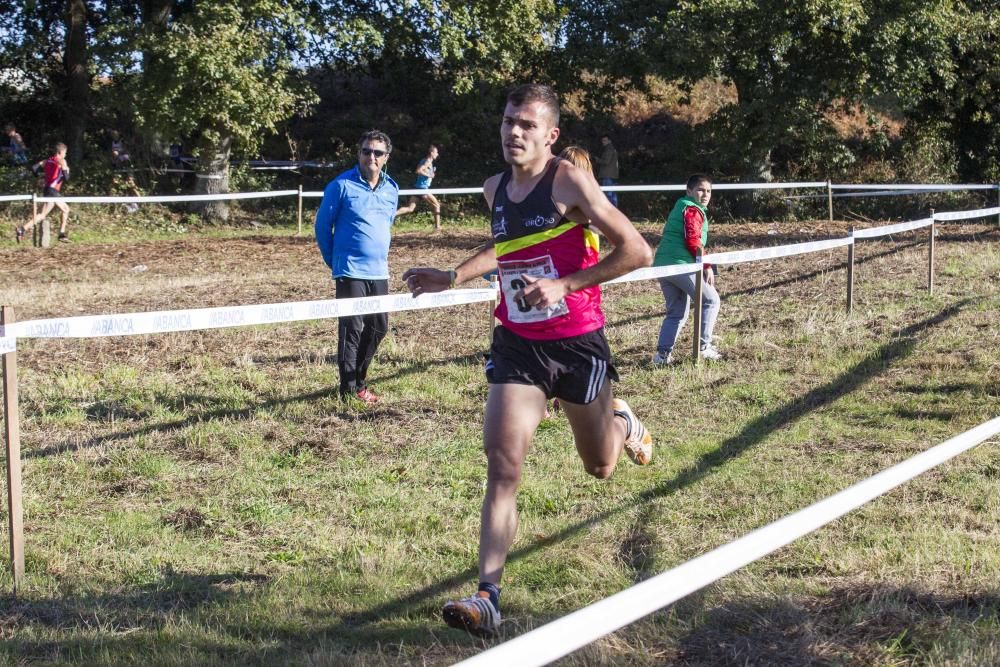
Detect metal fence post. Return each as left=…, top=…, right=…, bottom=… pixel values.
left=1, top=306, right=25, bottom=594
left=827, top=180, right=834, bottom=223
left=846, top=228, right=855, bottom=314
left=692, top=261, right=703, bottom=364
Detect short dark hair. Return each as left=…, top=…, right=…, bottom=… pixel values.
left=358, top=130, right=392, bottom=154
left=686, top=173, right=711, bottom=190
left=506, top=84, right=560, bottom=127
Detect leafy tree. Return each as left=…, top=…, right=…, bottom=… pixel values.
left=133, top=1, right=316, bottom=219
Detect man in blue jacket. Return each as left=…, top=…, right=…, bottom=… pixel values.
left=315, top=130, right=400, bottom=404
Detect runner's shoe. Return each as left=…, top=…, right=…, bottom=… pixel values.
left=58, top=232, right=70, bottom=243
left=700, top=343, right=722, bottom=361
left=442, top=593, right=501, bottom=637
left=613, top=398, right=653, bottom=465
left=14, top=226, right=25, bottom=243
left=651, top=351, right=673, bottom=366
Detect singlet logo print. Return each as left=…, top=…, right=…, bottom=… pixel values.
left=493, top=216, right=509, bottom=238
left=523, top=215, right=555, bottom=229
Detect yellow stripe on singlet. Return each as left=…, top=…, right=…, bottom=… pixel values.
left=496, top=221, right=599, bottom=257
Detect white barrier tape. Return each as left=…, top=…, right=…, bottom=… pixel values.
left=36, top=190, right=298, bottom=204
left=303, top=182, right=830, bottom=199
left=830, top=183, right=997, bottom=191
left=457, top=416, right=1000, bottom=667
left=5, top=289, right=498, bottom=339
left=703, top=237, right=853, bottom=266
left=853, top=218, right=933, bottom=239
left=786, top=190, right=935, bottom=200
left=605, top=263, right=700, bottom=285
left=933, top=206, right=1000, bottom=221
left=0, top=336, right=15, bottom=355
left=0, top=194, right=32, bottom=202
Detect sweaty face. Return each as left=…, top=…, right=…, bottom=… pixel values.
left=358, top=140, right=389, bottom=182
left=688, top=181, right=712, bottom=207
left=500, top=101, right=559, bottom=167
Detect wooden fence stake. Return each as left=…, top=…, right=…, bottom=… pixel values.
left=996, top=184, right=999, bottom=226
left=692, top=262, right=703, bottom=364
left=928, top=211, right=936, bottom=294
left=297, top=184, right=304, bottom=236
left=1, top=306, right=25, bottom=594
left=846, top=227, right=855, bottom=314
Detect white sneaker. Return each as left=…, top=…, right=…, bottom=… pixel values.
left=700, top=344, right=722, bottom=361
left=651, top=351, right=673, bottom=366
left=612, top=398, right=653, bottom=465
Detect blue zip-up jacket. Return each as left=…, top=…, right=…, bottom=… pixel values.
left=315, top=165, right=399, bottom=280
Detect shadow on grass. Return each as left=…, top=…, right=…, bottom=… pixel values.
left=3, top=301, right=977, bottom=660
left=24, top=351, right=484, bottom=460
left=326, top=299, right=973, bottom=633
left=670, top=583, right=1000, bottom=666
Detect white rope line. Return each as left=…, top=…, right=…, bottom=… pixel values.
left=830, top=183, right=998, bottom=191
left=3, top=289, right=498, bottom=339
left=456, top=416, right=1000, bottom=667
left=36, top=190, right=299, bottom=204
left=0, top=208, right=975, bottom=340
left=703, top=237, right=853, bottom=265
left=933, top=206, right=1000, bottom=221
left=7, top=182, right=996, bottom=203
left=605, top=264, right=700, bottom=285
left=853, top=218, right=933, bottom=239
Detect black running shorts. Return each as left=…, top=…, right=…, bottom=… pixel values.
left=43, top=186, right=61, bottom=198
left=486, top=325, right=619, bottom=404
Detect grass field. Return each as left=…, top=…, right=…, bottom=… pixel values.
left=0, top=209, right=998, bottom=666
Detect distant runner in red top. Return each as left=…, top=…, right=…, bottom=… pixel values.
left=17, top=142, right=71, bottom=243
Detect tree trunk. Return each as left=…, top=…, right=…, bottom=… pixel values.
left=193, top=136, right=232, bottom=222
left=63, top=0, right=90, bottom=163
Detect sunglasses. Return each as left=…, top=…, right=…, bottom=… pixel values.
left=360, top=148, right=388, bottom=158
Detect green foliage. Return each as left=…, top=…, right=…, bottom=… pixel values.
left=134, top=1, right=317, bottom=159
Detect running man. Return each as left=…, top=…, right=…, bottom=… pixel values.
left=18, top=142, right=71, bottom=243
left=394, top=145, right=442, bottom=230
left=402, top=84, right=654, bottom=637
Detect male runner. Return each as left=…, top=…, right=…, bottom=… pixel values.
left=395, top=144, right=442, bottom=230
left=18, top=142, right=71, bottom=243
left=402, top=84, right=653, bottom=637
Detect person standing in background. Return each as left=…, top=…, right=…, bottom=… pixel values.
left=651, top=174, right=722, bottom=365
left=315, top=130, right=400, bottom=405
left=593, top=135, right=619, bottom=207
left=3, top=124, right=28, bottom=164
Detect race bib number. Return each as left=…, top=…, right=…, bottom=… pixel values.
left=498, top=256, right=569, bottom=324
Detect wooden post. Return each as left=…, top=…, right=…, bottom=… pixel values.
left=846, top=227, right=855, bottom=314
left=928, top=211, right=935, bottom=294
left=996, top=184, right=999, bottom=226
left=296, top=184, right=304, bottom=236
left=1, top=306, right=25, bottom=593
left=30, top=194, right=39, bottom=248
left=826, top=180, right=834, bottom=223
left=692, top=262, right=703, bottom=364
